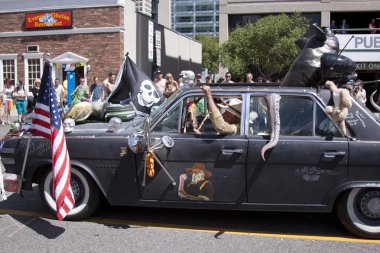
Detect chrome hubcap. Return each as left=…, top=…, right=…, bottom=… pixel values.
left=359, top=190, right=380, bottom=219
left=70, top=179, right=81, bottom=201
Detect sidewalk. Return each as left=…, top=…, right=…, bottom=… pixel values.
left=0, top=108, right=19, bottom=137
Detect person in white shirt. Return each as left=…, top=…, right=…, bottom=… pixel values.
left=223, top=72, right=235, bottom=83
left=246, top=72, right=254, bottom=83
left=54, top=78, right=65, bottom=108
left=358, top=81, right=367, bottom=105
left=13, top=80, right=27, bottom=123
left=154, top=70, right=166, bottom=94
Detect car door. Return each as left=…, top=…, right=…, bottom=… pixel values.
left=246, top=94, right=349, bottom=206
left=137, top=92, right=248, bottom=203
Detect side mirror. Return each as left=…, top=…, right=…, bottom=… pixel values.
left=143, top=115, right=151, bottom=148
left=148, top=135, right=175, bottom=152
left=162, top=136, right=174, bottom=148
left=128, top=136, right=146, bottom=153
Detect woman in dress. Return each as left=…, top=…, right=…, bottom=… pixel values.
left=3, top=78, right=14, bottom=124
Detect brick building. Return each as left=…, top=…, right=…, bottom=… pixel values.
left=0, top=0, right=201, bottom=94
left=0, top=2, right=126, bottom=93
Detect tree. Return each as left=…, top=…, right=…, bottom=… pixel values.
left=195, top=35, right=219, bottom=74
left=220, top=13, right=309, bottom=80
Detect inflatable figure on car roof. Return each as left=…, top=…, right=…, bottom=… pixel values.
left=260, top=24, right=360, bottom=160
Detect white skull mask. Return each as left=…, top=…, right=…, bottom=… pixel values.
left=137, top=80, right=161, bottom=107
left=63, top=118, right=75, bottom=133
left=107, top=117, right=122, bottom=133
left=181, top=70, right=195, bottom=87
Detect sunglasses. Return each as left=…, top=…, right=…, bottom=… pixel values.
left=225, top=75, right=231, bottom=78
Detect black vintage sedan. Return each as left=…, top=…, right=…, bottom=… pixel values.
left=1, top=84, right=380, bottom=239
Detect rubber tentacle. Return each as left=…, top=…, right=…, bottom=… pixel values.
left=261, top=94, right=281, bottom=161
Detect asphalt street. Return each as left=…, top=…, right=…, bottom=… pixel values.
left=0, top=188, right=379, bottom=253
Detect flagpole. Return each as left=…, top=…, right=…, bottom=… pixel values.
left=18, top=53, right=51, bottom=195
left=18, top=133, right=31, bottom=195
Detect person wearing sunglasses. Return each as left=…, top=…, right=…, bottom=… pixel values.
left=163, top=73, right=180, bottom=99
left=223, top=72, right=234, bottom=83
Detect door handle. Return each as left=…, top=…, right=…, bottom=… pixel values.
left=322, top=151, right=346, bottom=158
left=221, top=148, right=243, bottom=155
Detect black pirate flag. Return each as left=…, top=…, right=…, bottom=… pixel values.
left=107, top=54, right=164, bottom=115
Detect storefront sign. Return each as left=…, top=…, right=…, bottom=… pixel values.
left=25, top=11, right=73, bottom=29
left=338, top=34, right=380, bottom=51
left=356, top=62, right=380, bottom=70
left=354, top=36, right=380, bottom=49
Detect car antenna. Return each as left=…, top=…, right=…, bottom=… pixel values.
left=361, top=79, right=380, bottom=86
left=318, top=35, right=355, bottom=92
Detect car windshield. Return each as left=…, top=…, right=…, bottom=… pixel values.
left=149, top=90, right=181, bottom=121
left=121, top=91, right=181, bottom=132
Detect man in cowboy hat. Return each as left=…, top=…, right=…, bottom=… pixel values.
left=200, top=85, right=241, bottom=134
left=178, top=163, right=214, bottom=201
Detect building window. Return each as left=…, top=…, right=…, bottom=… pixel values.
left=28, top=59, right=41, bottom=90
left=23, top=52, right=43, bottom=92
left=0, top=54, right=18, bottom=91
left=196, top=16, right=213, bottom=22
left=3, top=59, right=16, bottom=82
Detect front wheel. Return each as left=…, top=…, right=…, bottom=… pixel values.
left=38, top=167, right=101, bottom=220
left=336, top=188, right=380, bottom=239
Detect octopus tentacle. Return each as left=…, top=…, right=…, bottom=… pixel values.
left=370, top=90, right=380, bottom=112
left=261, top=94, right=281, bottom=161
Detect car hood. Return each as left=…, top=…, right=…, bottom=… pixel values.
left=67, top=116, right=145, bottom=136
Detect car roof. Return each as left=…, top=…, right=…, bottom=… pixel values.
left=181, top=82, right=319, bottom=93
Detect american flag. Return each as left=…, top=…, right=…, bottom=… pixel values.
left=31, top=62, right=75, bottom=220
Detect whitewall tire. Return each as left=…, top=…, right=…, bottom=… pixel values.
left=38, top=167, right=101, bottom=220
left=337, top=188, right=380, bottom=239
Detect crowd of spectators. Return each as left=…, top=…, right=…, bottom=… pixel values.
left=330, top=18, right=378, bottom=34
left=2, top=63, right=378, bottom=126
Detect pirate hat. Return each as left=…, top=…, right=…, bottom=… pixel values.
left=185, top=163, right=212, bottom=177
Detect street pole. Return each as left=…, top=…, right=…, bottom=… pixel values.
left=151, top=0, right=159, bottom=79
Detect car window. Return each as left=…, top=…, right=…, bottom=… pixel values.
left=249, top=95, right=341, bottom=137
left=315, top=102, right=342, bottom=137
left=149, top=91, right=180, bottom=122
left=152, top=104, right=180, bottom=133
left=181, top=95, right=242, bottom=135
left=280, top=97, right=314, bottom=136
left=249, top=96, right=270, bottom=135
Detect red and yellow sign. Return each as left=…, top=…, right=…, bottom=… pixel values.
left=25, top=11, right=73, bottom=29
